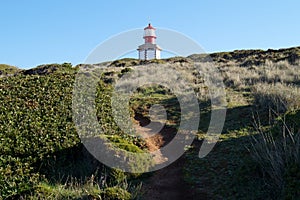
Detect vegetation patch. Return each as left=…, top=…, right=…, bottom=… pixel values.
left=0, top=64, right=145, bottom=199
left=1, top=48, right=300, bottom=198
left=0, top=64, right=20, bottom=76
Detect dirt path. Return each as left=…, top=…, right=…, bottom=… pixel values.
left=133, top=114, right=195, bottom=200
left=141, top=156, right=193, bottom=200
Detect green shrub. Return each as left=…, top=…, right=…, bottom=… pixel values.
left=0, top=156, right=40, bottom=198
left=106, top=135, right=144, bottom=153
left=0, top=64, right=20, bottom=75
left=101, top=186, right=131, bottom=200
left=0, top=65, right=145, bottom=198
left=120, top=67, right=133, bottom=74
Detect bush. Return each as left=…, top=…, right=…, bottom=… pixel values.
left=0, top=65, right=145, bottom=198
left=252, top=83, right=300, bottom=113
left=0, top=64, right=20, bottom=75
left=0, top=156, right=40, bottom=198
left=102, top=186, right=131, bottom=200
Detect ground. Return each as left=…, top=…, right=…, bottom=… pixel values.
left=133, top=114, right=195, bottom=199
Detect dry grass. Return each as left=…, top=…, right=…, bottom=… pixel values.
left=221, top=60, right=300, bottom=87
left=220, top=60, right=300, bottom=112
left=251, top=115, right=300, bottom=198
left=252, top=82, right=300, bottom=112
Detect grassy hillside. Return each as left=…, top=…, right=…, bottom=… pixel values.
left=0, top=63, right=145, bottom=199
left=186, top=47, right=300, bottom=199
left=189, top=46, right=300, bottom=66
left=0, top=47, right=300, bottom=199
left=0, top=64, right=20, bottom=76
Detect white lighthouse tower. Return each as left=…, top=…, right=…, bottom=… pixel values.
left=137, top=23, right=161, bottom=60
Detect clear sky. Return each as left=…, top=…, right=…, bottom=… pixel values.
left=1, top=0, right=300, bottom=68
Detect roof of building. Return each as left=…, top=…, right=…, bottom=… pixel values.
left=144, top=23, right=155, bottom=30
left=137, top=43, right=162, bottom=51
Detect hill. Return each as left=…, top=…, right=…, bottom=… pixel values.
left=0, top=46, right=300, bottom=199
left=0, top=64, right=20, bottom=76
left=189, top=46, right=300, bottom=66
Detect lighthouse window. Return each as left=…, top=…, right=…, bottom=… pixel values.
left=144, top=29, right=155, bottom=37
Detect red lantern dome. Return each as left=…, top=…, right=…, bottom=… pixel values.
left=143, top=23, right=157, bottom=44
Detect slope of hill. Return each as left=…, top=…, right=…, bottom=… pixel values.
left=189, top=46, right=300, bottom=66
left=0, top=46, right=300, bottom=199
left=0, top=64, right=20, bottom=76
left=0, top=64, right=144, bottom=199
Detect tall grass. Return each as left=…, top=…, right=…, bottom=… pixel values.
left=251, top=114, right=300, bottom=199
left=220, top=60, right=300, bottom=113
left=252, top=82, right=300, bottom=112
left=221, top=60, right=300, bottom=89
left=21, top=170, right=141, bottom=200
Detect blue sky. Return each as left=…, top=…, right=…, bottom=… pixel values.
left=1, top=0, right=300, bottom=68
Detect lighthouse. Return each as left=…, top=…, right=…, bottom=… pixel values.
left=137, top=23, right=162, bottom=60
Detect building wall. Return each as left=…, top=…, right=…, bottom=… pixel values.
left=155, top=49, right=161, bottom=59
left=138, top=44, right=161, bottom=60
left=139, top=51, right=145, bottom=60
left=147, top=50, right=155, bottom=60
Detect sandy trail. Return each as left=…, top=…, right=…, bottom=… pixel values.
left=133, top=114, right=196, bottom=200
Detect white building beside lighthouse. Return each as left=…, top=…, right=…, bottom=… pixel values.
left=137, top=23, right=161, bottom=60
